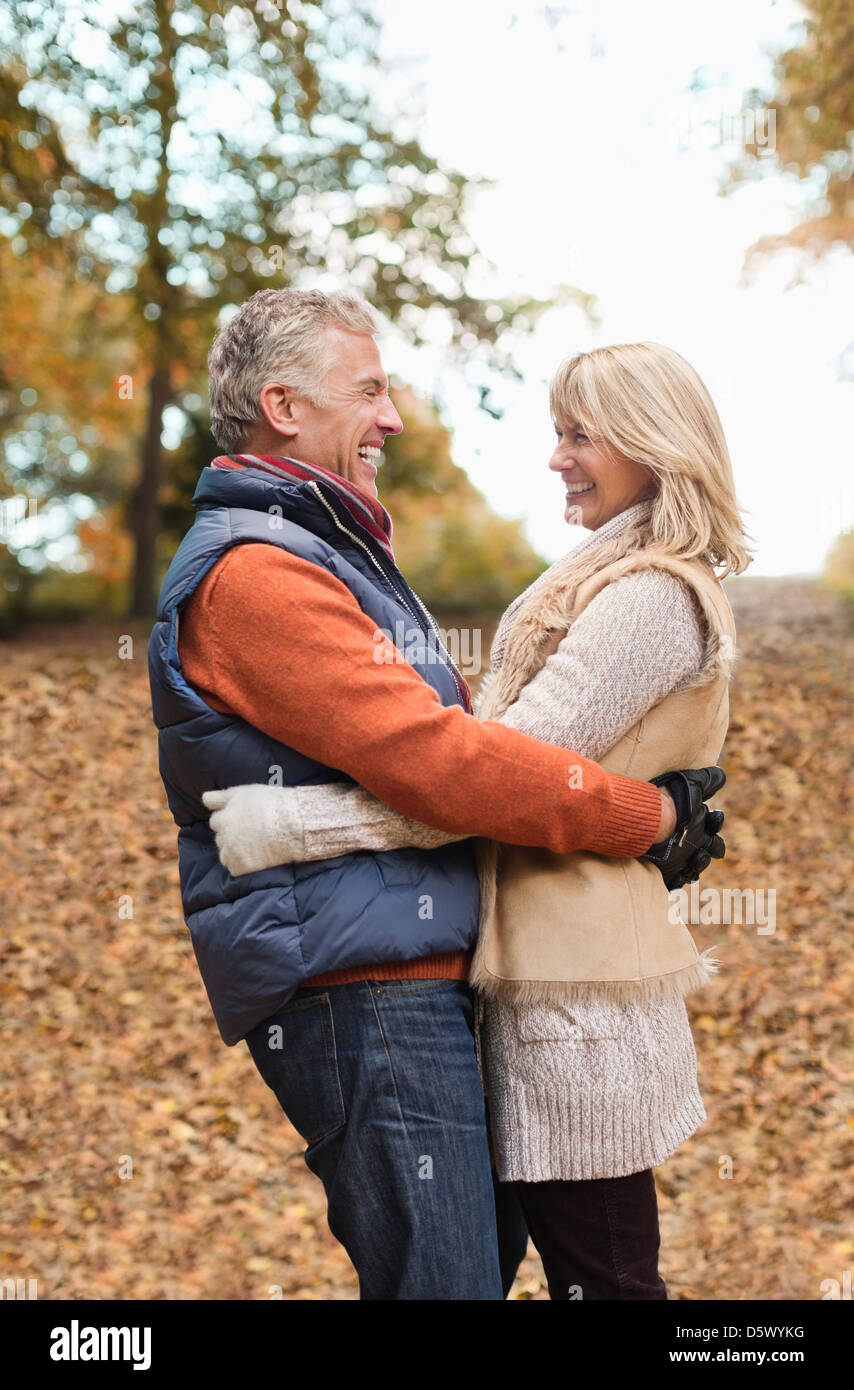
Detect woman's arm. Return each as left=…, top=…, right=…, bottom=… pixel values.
left=204, top=780, right=467, bottom=877
left=205, top=569, right=702, bottom=875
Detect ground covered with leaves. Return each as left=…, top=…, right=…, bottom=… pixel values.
left=1, top=577, right=851, bottom=1300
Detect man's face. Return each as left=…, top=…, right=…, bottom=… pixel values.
left=284, top=328, right=403, bottom=499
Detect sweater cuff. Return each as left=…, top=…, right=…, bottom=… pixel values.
left=271, top=787, right=307, bottom=861
left=585, top=773, right=663, bottom=857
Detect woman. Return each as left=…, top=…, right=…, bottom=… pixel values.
left=206, top=342, right=751, bottom=1299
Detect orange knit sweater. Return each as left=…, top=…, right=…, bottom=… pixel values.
left=179, top=543, right=663, bottom=986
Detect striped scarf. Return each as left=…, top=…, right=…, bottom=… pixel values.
left=212, top=452, right=396, bottom=562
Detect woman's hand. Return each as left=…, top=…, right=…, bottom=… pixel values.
left=202, top=784, right=305, bottom=877
left=643, top=766, right=727, bottom=890
left=655, top=787, right=677, bottom=841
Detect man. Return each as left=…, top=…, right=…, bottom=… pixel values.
left=148, top=288, right=724, bottom=1300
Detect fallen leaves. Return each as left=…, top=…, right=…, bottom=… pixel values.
left=0, top=578, right=851, bottom=1300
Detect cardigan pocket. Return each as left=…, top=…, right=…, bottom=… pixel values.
left=516, top=999, right=625, bottom=1044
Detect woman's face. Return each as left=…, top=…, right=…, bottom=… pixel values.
left=548, top=420, right=656, bottom=530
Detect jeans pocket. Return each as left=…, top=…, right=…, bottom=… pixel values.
left=246, top=993, right=346, bottom=1144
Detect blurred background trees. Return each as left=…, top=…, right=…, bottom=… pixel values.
left=726, top=0, right=854, bottom=266
left=823, top=531, right=854, bottom=601
left=0, top=0, right=550, bottom=626
left=724, top=0, right=854, bottom=600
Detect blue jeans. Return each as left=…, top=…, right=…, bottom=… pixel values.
left=245, top=978, right=528, bottom=1300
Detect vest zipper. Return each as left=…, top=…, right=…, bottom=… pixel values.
left=308, top=481, right=469, bottom=707
left=402, top=583, right=470, bottom=703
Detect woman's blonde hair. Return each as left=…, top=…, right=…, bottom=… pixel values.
left=549, top=342, right=752, bottom=576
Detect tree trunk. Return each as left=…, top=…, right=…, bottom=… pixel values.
left=128, top=364, right=171, bottom=618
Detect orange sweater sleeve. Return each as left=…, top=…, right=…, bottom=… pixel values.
left=179, top=543, right=663, bottom=857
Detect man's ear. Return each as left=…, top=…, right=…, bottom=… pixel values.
left=258, top=381, right=299, bottom=438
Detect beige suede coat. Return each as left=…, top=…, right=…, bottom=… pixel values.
left=470, top=541, right=737, bottom=1008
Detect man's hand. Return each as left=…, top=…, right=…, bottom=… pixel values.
left=642, top=766, right=726, bottom=891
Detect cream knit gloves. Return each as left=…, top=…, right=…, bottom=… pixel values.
left=202, top=784, right=306, bottom=876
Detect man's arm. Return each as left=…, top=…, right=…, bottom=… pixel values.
left=180, top=543, right=672, bottom=856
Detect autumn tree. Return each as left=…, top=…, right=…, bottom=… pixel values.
left=725, top=0, right=854, bottom=265
left=823, top=530, right=854, bottom=600
left=1, top=0, right=545, bottom=617
left=723, top=1, right=854, bottom=594
left=0, top=229, right=140, bottom=624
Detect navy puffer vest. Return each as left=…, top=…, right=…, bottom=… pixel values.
left=148, top=464, right=479, bottom=1045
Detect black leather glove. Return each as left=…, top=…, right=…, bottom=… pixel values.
left=641, top=766, right=726, bottom=891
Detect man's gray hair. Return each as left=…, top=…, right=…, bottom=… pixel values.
left=208, top=288, right=379, bottom=454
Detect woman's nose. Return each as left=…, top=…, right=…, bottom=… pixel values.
left=548, top=448, right=573, bottom=472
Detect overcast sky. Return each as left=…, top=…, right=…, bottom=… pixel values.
left=372, top=0, right=853, bottom=575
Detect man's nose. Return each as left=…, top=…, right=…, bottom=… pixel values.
left=379, top=399, right=404, bottom=436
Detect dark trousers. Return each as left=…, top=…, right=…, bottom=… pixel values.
left=511, top=1168, right=668, bottom=1300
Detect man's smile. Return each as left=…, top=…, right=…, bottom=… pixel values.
left=357, top=441, right=385, bottom=479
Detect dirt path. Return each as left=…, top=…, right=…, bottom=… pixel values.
left=0, top=577, right=850, bottom=1299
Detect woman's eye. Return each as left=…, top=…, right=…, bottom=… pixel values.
left=575, top=433, right=588, bottom=443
